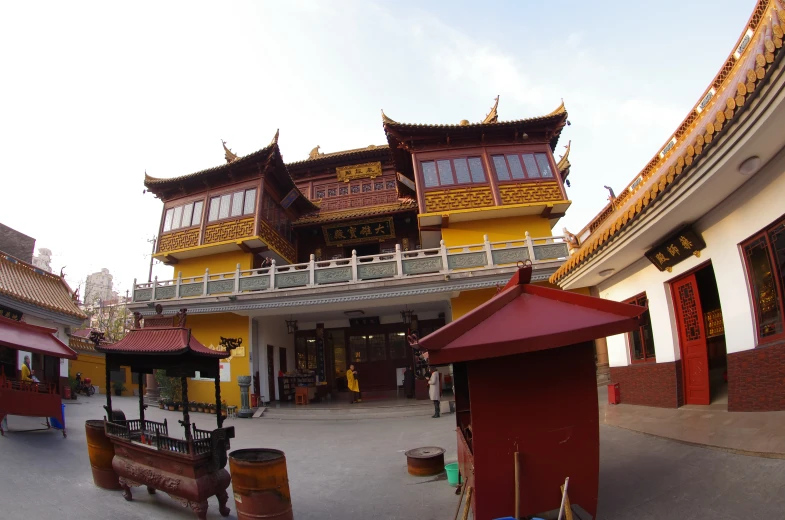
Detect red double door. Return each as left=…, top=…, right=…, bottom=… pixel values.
left=672, top=274, right=710, bottom=405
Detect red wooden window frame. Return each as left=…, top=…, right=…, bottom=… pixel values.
left=624, top=293, right=657, bottom=363
left=490, top=151, right=556, bottom=183
left=419, top=155, right=488, bottom=189
left=741, top=215, right=785, bottom=345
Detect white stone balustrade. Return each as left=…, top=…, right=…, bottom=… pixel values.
left=132, top=233, right=570, bottom=303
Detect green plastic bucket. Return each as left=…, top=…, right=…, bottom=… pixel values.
left=445, top=462, right=460, bottom=486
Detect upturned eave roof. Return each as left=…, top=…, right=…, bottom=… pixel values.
left=0, top=253, right=86, bottom=320
left=551, top=0, right=784, bottom=285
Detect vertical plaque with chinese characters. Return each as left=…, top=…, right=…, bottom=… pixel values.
left=644, top=226, right=706, bottom=272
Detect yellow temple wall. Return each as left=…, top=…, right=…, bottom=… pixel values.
left=185, top=313, right=250, bottom=408
left=69, top=353, right=139, bottom=397
left=441, top=215, right=552, bottom=247
left=174, top=251, right=253, bottom=278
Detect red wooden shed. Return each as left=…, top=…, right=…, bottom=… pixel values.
left=418, top=266, right=645, bottom=520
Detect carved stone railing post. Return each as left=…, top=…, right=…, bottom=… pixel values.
left=269, top=260, right=276, bottom=290
left=234, top=263, right=241, bottom=294
left=309, top=254, right=316, bottom=286
left=395, top=244, right=403, bottom=277
left=237, top=375, right=252, bottom=418
left=525, top=231, right=536, bottom=263
left=351, top=250, right=358, bottom=282
left=202, top=268, right=209, bottom=296
left=176, top=271, right=182, bottom=298
left=483, top=234, right=494, bottom=267
left=440, top=240, right=449, bottom=273
left=151, top=276, right=158, bottom=301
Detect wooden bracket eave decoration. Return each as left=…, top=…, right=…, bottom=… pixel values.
left=162, top=255, right=179, bottom=265
left=540, top=204, right=554, bottom=218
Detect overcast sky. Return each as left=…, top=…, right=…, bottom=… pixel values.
left=0, top=0, right=755, bottom=295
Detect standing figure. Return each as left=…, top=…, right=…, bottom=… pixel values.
left=403, top=366, right=415, bottom=399
left=347, top=365, right=362, bottom=404
left=20, top=355, right=33, bottom=382
left=428, top=368, right=441, bottom=418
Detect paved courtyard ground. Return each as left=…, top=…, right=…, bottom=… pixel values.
left=1, top=395, right=783, bottom=519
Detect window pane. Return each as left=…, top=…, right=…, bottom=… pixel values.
left=453, top=158, right=471, bottom=184
left=219, top=194, right=231, bottom=219
left=162, top=209, right=173, bottom=232
left=172, top=206, right=183, bottom=230
left=641, top=308, right=656, bottom=359
left=307, top=338, right=317, bottom=370
left=192, top=201, right=203, bottom=226
left=208, top=197, right=220, bottom=222
left=436, top=160, right=454, bottom=185
left=468, top=157, right=486, bottom=182
left=389, top=332, right=407, bottom=359
left=492, top=155, right=510, bottom=181
left=181, top=203, right=193, bottom=228
left=368, top=334, right=386, bottom=361
left=422, top=162, right=439, bottom=187
left=231, top=191, right=244, bottom=217
left=506, top=155, right=525, bottom=179
left=536, top=153, right=554, bottom=178
left=295, top=337, right=306, bottom=370
left=244, top=189, right=256, bottom=215
left=745, top=237, right=783, bottom=338
left=331, top=332, right=346, bottom=378
left=522, top=154, right=540, bottom=178
left=349, top=335, right=367, bottom=363
left=630, top=329, right=644, bottom=360
left=770, top=222, right=785, bottom=302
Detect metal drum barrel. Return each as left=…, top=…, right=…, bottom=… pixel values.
left=405, top=446, right=446, bottom=476
left=85, top=420, right=121, bottom=490
left=229, top=448, right=293, bottom=520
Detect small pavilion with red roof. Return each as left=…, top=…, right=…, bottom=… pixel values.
left=418, top=265, right=645, bottom=520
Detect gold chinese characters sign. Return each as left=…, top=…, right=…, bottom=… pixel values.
left=336, top=161, right=382, bottom=182
left=645, top=226, right=706, bottom=272
left=323, top=217, right=395, bottom=246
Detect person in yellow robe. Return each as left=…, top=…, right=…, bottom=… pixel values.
left=347, top=364, right=362, bottom=404
left=20, top=355, right=33, bottom=382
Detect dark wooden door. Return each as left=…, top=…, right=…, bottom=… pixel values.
left=279, top=348, right=287, bottom=374
left=267, top=345, right=275, bottom=401
left=672, top=274, right=710, bottom=405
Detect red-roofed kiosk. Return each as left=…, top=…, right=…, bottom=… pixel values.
left=418, top=265, right=645, bottom=520
left=94, top=306, right=236, bottom=519
left=0, top=315, right=77, bottom=437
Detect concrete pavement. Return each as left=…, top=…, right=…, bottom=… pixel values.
left=1, top=395, right=783, bottom=519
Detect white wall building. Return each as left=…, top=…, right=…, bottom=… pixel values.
left=553, top=0, right=785, bottom=412
left=84, top=268, right=114, bottom=306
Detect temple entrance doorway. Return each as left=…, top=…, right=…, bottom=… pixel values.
left=671, top=262, right=727, bottom=406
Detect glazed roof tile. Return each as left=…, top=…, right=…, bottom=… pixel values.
left=550, top=0, right=782, bottom=284
left=0, top=253, right=86, bottom=320
left=287, top=145, right=390, bottom=167
left=381, top=101, right=567, bottom=130
left=96, top=327, right=225, bottom=358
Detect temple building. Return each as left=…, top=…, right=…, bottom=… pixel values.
left=552, top=0, right=785, bottom=412
left=128, top=98, right=576, bottom=406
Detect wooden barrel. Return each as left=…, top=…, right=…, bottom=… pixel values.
left=229, top=449, right=293, bottom=520
left=85, top=420, right=121, bottom=490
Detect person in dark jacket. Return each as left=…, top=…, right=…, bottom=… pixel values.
left=403, top=366, right=415, bottom=398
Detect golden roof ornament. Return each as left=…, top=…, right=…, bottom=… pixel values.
left=547, top=99, right=567, bottom=116
left=308, top=145, right=322, bottom=159
left=222, top=140, right=239, bottom=163
left=381, top=109, right=397, bottom=124
left=557, top=140, right=571, bottom=172
left=482, top=95, right=499, bottom=124
left=270, top=129, right=280, bottom=146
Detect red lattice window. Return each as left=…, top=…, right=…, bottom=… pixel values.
left=625, top=293, right=656, bottom=363
left=742, top=216, right=785, bottom=343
